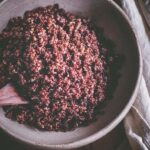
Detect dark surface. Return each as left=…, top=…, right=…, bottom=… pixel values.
left=0, top=122, right=130, bottom=150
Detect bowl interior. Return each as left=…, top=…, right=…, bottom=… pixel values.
left=0, top=0, right=140, bottom=149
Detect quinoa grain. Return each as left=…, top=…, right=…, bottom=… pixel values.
left=0, top=4, right=116, bottom=131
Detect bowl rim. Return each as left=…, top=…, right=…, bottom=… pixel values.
left=0, top=0, right=143, bottom=149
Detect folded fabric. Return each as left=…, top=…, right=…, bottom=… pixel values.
left=121, top=0, right=150, bottom=149
left=137, top=0, right=150, bottom=29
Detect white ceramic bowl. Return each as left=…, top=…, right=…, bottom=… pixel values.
left=0, top=0, right=142, bottom=149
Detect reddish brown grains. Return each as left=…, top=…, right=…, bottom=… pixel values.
left=0, top=4, right=115, bottom=131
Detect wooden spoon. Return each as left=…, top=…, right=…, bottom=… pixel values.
left=0, top=84, right=28, bottom=106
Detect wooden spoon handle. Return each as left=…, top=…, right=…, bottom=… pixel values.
left=0, top=84, right=28, bottom=106
left=0, top=96, right=28, bottom=106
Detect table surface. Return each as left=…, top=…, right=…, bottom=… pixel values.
left=0, top=122, right=131, bottom=150
left=0, top=0, right=132, bottom=149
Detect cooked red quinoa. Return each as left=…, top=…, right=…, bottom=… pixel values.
left=0, top=4, right=115, bottom=131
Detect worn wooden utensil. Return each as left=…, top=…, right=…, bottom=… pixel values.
left=0, top=84, right=28, bottom=106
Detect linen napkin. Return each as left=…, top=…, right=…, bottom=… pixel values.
left=120, top=0, right=150, bottom=149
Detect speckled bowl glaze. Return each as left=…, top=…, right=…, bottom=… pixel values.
left=0, top=0, right=142, bottom=149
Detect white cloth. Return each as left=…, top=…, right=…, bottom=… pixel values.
left=121, top=0, right=150, bottom=149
